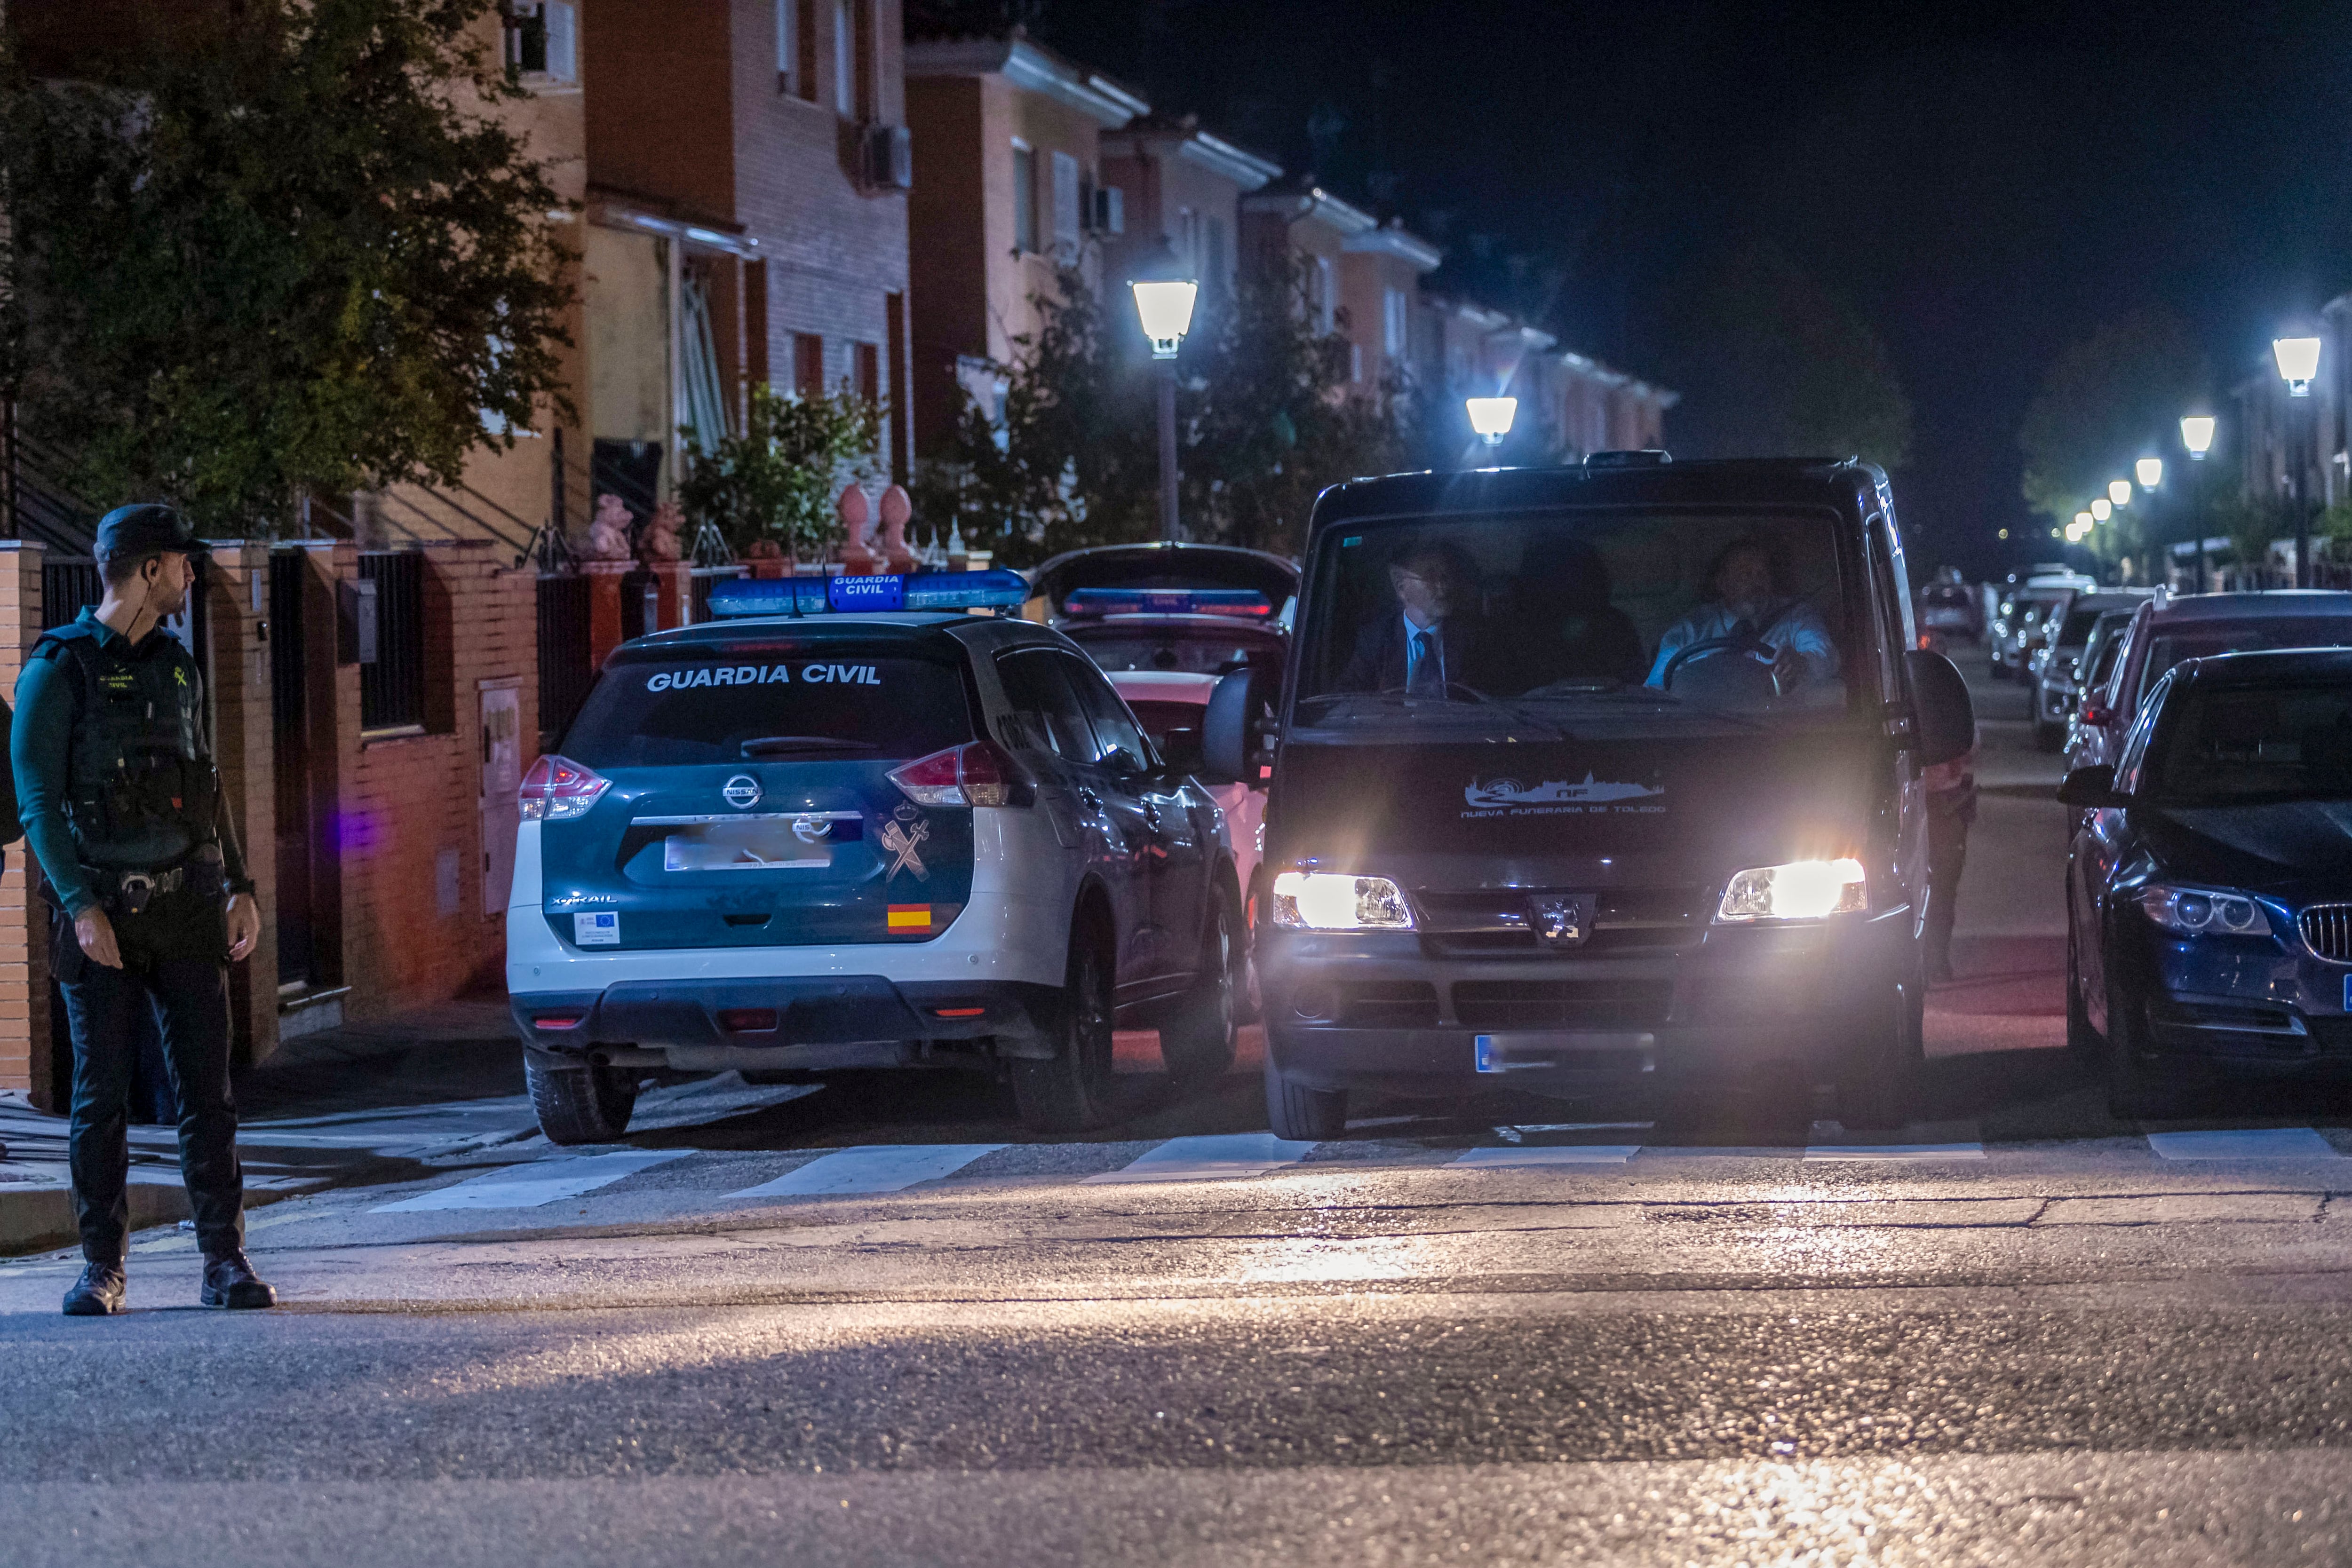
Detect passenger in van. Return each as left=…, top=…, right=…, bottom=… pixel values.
left=1509, top=542, right=1648, bottom=689
left=1646, top=537, right=1840, bottom=692
left=1338, top=540, right=1502, bottom=694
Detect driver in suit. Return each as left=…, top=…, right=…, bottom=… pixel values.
left=1646, top=537, right=1839, bottom=691
left=1338, top=540, right=1502, bottom=695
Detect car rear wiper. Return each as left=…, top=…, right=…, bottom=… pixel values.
left=739, top=736, right=880, bottom=758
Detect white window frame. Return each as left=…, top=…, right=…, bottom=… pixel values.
left=1383, top=287, right=1406, bottom=359
left=834, top=0, right=856, bottom=118
left=1011, top=140, right=1037, bottom=255
left=776, top=0, right=795, bottom=85
left=1050, top=150, right=1081, bottom=260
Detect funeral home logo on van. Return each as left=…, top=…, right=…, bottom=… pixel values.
left=1462, top=774, right=1666, bottom=818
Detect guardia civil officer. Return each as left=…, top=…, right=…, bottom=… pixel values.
left=13, top=503, right=271, bottom=1315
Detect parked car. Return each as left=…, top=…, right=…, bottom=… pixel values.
left=1205, top=454, right=1974, bottom=1139
left=2067, top=591, right=2352, bottom=774
left=1993, top=588, right=2067, bottom=681
left=2033, top=590, right=2155, bottom=750
left=2061, top=609, right=2139, bottom=756
left=1918, top=579, right=1981, bottom=641
left=1030, top=542, right=1299, bottom=1013
left=504, top=570, right=1244, bottom=1142
left=2061, top=648, right=2352, bottom=1116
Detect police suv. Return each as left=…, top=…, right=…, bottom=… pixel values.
left=506, top=570, right=1243, bottom=1143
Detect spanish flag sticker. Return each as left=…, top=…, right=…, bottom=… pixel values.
left=887, top=904, right=932, bottom=931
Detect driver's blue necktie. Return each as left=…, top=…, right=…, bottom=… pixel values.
left=1408, top=629, right=1441, bottom=695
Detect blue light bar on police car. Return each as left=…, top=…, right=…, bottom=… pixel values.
left=1061, top=587, right=1271, bottom=618
left=706, top=569, right=1030, bottom=619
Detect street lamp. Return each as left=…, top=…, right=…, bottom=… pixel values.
left=2091, top=498, right=2112, bottom=523
left=1129, top=241, right=1200, bottom=544
left=2108, top=479, right=2132, bottom=507
left=1465, top=397, right=1518, bottom=447
left=2275, top=334, right=2323, bottom=586
left=2136, top=457, right=2163, bottom=489
left=2068, top=512, right=2094, bottom=543
left=2181, top=415, right=2216, bottom=591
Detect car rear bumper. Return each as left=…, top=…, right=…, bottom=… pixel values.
left=514, top=975, right=1064, bottom=1069
left=1259, top=909, right=1914, bottom=1100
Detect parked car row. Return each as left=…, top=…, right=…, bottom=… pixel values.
left=2059, top=590, right=2352, bottom=1117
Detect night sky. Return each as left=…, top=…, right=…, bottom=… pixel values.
left=1028, top=0, right=2352, bottom=576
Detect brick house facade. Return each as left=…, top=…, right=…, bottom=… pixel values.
left=903, top=34, right=1148, bottom=458
left=1097, top=115, right=1281, bottom=334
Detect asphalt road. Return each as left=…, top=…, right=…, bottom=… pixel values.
left=7, top=653, right=2352, bottom=1566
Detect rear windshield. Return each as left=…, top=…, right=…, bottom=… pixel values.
left=560, top=641, right=973, bottom=768
left=1063, top=624, right=1283, bottom=675
left=2057, top=606, right=2106, bottom=644
left=2139, top=618, right=2352, bottom=696
left=2151, top=680, right=2352, bottom=803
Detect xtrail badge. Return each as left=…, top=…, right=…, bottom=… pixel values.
left=1529, top=893, right=1597, bottom=949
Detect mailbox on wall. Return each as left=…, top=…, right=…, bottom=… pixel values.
left=337, top=577, right=379, bottom=666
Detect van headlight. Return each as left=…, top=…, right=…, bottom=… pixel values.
left=1271, top=871, right=1415, bottom=930
left=2139, top=884, right=2272, bottom=937
left=1715, top=858, right=1867, bottom=922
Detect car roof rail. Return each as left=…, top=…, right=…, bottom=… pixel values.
left=1583, top=449, right=1672, bottom=468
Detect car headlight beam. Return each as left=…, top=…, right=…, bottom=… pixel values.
left=2138, top=884, right=2273, bottom=937
left=1271, top=871, right=1415, bottom=931
left=1715, top=858, right=1868, bottom=923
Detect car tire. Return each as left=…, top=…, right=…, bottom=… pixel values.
left=2065, top=927, right=2105, bottom=1064
left=1263, top=1051, right=1346, bottom=1142
left=1159, top=893, right=1239, bottom=1087
left=1838, top=960, right=1925, bottom=1131
left=2105, top=982, right=2180, bottom=1121
left=1011, top=930, right=1117, bottom=1133
left=526, top=1056, right=640, bottom=1146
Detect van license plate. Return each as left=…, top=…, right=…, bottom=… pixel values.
left=664, top=821, right=830, bottom=872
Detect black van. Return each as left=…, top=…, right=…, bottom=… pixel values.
left=1205, top=455, right=1974, bottom=1139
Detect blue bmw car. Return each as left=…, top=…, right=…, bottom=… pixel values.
left=2063, top=648, right=2352, bottom=1116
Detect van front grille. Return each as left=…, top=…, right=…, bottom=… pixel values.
left=1452, top=980, right=1671, bottom=1030
left=2301, top=904, right=2352, bottom=963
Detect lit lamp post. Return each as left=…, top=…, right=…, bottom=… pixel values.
left=1129, top=243, right=1200, bottom=544
left=2275, top=334, right=2323, bottom=587
left=2136, top=458, right=2162, bottom=586
left=1466, top=396, right=1518, bottom=450
left=2090, top=497, right=2112, bottom=524
left=2182, top=415, right=2217, bottom=591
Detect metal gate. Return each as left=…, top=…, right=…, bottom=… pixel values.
left=270, top=551, right=318, bottom=989
left=535, top=571, right=593, bottom=747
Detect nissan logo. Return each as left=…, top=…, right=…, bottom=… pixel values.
left=722, top=775, right=763, bottom=810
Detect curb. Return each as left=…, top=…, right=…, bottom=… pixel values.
left=0, top=1178, right=197, bottom=1257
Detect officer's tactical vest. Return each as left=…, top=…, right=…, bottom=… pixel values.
left=32, top=622, right=219, bottom=866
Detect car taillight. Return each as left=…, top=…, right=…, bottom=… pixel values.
left=519, top=754, right=611, bottom=821
left=887, top=740, right=1030, bottom=808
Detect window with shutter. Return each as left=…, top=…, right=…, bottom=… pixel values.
left=1011, top=143, right=1036, bottom=254
left=1050, top=151, right=1081, bottom=258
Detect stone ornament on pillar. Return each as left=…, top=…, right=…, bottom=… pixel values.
left=877, top=484, right=916, bottom=573
left=837, top=483, right=876, bottom=574
left=585, top=495, right=634, bottom=562
left=639, top=501, right=683, bottom=564
left=743, top=538, right=787, bottom=579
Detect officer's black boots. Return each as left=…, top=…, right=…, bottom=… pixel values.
left=200, top=1249, right=276, bottom=1310
left=62, top=1261, right=127, bottom=1316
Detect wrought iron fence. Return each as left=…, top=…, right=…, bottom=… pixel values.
left=536, top=571, right=594, bottom=745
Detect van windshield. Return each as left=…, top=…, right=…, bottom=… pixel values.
left=1292, top=509, right=1869, bottom=739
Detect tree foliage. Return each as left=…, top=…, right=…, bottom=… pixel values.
left=2018, top=310, right=2208, bottom=531
left=916, top=261, right=1408, bottom=565
left=677, top=382, right=881, bottom=562
left=0, top=0, right=575, bottom=534
left=1656, top=240, right=1913, bottom=471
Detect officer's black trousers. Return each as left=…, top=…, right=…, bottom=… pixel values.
left=59, top=891, right=242, bottom=1263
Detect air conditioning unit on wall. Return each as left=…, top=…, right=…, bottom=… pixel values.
left=862, top=125, right=914, bottom=192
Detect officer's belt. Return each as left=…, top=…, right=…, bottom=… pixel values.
left=82, top=862, right=188, bottom=916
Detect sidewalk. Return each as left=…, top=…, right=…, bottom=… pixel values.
left=0, top=998, right=817, bottom=1255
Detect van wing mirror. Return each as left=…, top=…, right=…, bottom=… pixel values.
left=2057, top=764, right=2123, bottom=808
left=1903, top=649, right=1975, bottom=767
left=1204, top=666, right=1276, bottom=787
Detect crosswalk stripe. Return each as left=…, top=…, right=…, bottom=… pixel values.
left=2146, top=1128, right=2342, bottom=1161
left=1804, top=1143, right=1987, bottom=1162
left=373, top=1149, right=689, bottom=1212
left=728, top=1143, right=1008, bottom=1198
left=1453, top=1144, right=1640, bottom=1166
left=1085, top=1133, right=1315, bottom=1184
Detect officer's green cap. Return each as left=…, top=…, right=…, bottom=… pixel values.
left=95, top=503, right=210, bottom=561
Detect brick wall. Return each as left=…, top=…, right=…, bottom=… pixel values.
left=329, top=542, right=540, bottom=1017
left=203, top=544, right=279, bottom=1064
left=0, top=543, right=50, bottom=1100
